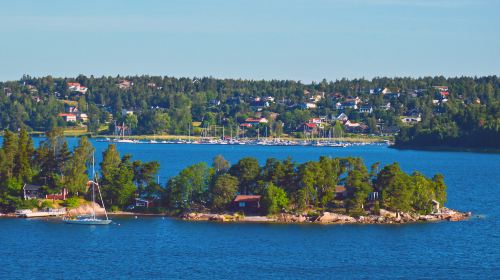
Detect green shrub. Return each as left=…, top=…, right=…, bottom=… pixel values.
left=373, top=201, right=380, bottom=215
left=63, top=197, right=81, bottom=209
left=15, top=199, right=39, bottom=210
left=110, top=205, right=120, bottom=212
left=41, top=200, right=55, bottom=209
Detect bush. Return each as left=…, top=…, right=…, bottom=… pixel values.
left=63, top=197, right=81, bottom=209
left=110, top=205, right=120, bottom=212
left=373, top=201, right=380, bottom=215
left=41, top=200, right=55, bottom=209
left=15, top=199, right=39, bottom=210
left=262, top=183, right=289, bottom=215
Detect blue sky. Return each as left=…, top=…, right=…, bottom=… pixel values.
left=0, top=0, right=498, bottom=82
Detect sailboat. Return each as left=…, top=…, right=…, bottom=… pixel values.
left=64, top=156, right=112, bottom=225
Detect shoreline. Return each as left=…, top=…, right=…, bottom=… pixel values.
left=2, top=208, right=472, bottom=225
left=390, top=145, right=500, bottom=154
left=180, top=207, right=471, bottom=225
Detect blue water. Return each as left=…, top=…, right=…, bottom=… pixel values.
left=1, top=140, right=499, bottom=279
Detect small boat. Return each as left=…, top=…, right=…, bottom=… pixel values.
left=64, top=217, right=112, bottom=225
left=64, top=155, right=112, bottom=225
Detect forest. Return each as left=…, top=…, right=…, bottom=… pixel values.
left=0, top=75, right=498, bottom=148
left=166, top=155, right=447, bottom=216
left=0, top=129, right=447, bottom=215
left=0, top=128, right=161, bottom=212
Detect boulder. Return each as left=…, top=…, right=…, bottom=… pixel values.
left=297, top=215, right=307, bottom=223
left=209, top=214, right=226, bottom=222
left=400, top=212, right=417, bottom=222
left=317, top=212, right=357, bottom=223
left=317, top=212, right=341, bottom=223
left=379, top=209, right=397, bottom=219
left=67, top=202, right=104, bottom=216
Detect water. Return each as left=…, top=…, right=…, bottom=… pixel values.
left=1, top=140, right=499, bottom=279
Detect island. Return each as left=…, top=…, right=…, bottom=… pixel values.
left=0, top=128, right=470, bottom=224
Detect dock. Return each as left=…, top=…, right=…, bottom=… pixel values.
left=16, top=208, right=66, bottom=218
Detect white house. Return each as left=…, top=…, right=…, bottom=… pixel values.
left=67, top=82, right=88, bottom=94
left=122, top=109, right=134, bottom=116
left=401, top=116, right=422, bottom=124
left=58, top=113, right=77, bottom=122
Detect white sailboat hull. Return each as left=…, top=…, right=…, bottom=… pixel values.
left=64, top=218, right=112, bottom=225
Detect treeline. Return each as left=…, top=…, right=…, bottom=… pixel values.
left=0, top=128, right=161, bottom=212
left=396, top=100, right=500, bottom=149
left=165, top=155, right=447, bottom=215
left=0, top=75, right=498, bottom=143
left=0, top=129, right=448, bottom=215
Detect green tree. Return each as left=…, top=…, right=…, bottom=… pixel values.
left=375, top=163, right=413, bottom=212
left=262, top=182, right=289, bottom=215
left=125, top=114, right=138, bottom=132
left=211, top=174, right=239, bottom=210
left=13, top=128, right=35, bottom=183
left=101, top=155, right=136, bottom=208
left=432, top=174, right=447, bottom=207
left=212, top=154, right=230, bottom=173
left=229, top=157, right=260, bottom=194
left=100, top=144, right=121, bottom=183
left=64, top=137, right=94, bottom=194
left=345, top=169, right=372, bottom=211
left=166, top=162, right=213, bottom=210
left=410, top=172, right=435, bottom=214
left=297, top=161, right=321, bottom=208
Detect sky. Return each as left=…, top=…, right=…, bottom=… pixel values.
left=0, top=0, right=498, bottom=82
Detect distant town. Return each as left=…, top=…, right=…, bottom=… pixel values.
left=0, top=75, right=498, bottom=149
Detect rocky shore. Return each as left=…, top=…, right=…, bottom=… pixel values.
left=182, top=208, right=471, bottom=224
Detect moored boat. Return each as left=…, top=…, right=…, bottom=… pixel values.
left=64, top=155, right=112, bottom=225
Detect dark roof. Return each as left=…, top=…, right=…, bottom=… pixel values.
left=24, top=184, right=42, bottom=191
left=250, top=100, right=268, bottom=107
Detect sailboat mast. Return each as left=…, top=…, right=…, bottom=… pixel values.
left=93, top=153, right=109, bottom=221
left=92, top=155, right=96, bottom=220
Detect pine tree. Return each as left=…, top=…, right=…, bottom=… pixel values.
left=13, top=128, right=34, bottom=183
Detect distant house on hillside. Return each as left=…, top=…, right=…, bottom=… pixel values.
left=380, top=102, right=391, bottom=111
left=134, top=198, right=154, bottom=208
left=77, top=113, right=88, bottom=122
left=209, top=99, right=221, bottom=106
left=23, top=184, right=68, bottom=200
left=335, top=113, right=349, bottom=122
left=359, top=105, right=373, bottom=114
left=384, top=92, right=400, bottom=99
left=336, top=101, right=358, bottom=110
left=401, top=116, right=421, bottom=124
left=46, top=188, right=68, bottom=200
left=245, top=117, right=268, bottom=124
left=250, top=100, right=269, bottom=111
left=117, top=80, right=132, bottom=90
left=309, top=117, right=325, bottom=125
left=122, top=109, right=134, bottom=116
left=370, top=88, right=391, bottom=95
left=344, top=121, right=368, bottom=133
left=299, top=102, right=317, bottom=109
left=239, top=123, right=253, bottom=128
left=433, top=86, right=448, bottom=92
left=58, top=113, right=77, bottom=122
left=67, top=82, right=88, bottom=94
left=65, top=104, right=78, bottom=113
left=309, top=93, right=323, bottom=103
left=23, top=184, right=43, bottom=200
